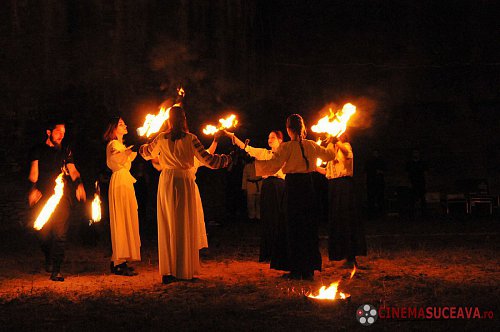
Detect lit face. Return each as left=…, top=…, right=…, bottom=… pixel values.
left=47, top=124, right=65, bottom=147
left=268, top=132, right=282, bottom=150
left=115, top=118, right=128, bottom=136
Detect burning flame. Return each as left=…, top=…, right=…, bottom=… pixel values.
left=315, top=139, right=324, bottom=167
left=311, top=103, right=357, bottom=138
left=307, top=281, right=349, bottom=300
left=33, top=172, right=64, bottom=230
left=137, top=87, right=185, bottom=137
left=91, top=181, right=102, bottom=223
left=350, top=265, right=357, bottom=279
left=202, top=114, right=238, bottom=135
left=307, top=267, right=355, bottom=301
left=137, top=105, right=171, bottom=137
left=177, top=86, right=185, bottom=98
left=202, top=124, right=218, bottom=135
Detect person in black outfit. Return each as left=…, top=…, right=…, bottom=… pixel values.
left=406, top=149, right=427, bottom=218
left=28, top=120, right=86, bottom=281
left=365, top=149, right=386, bottom=218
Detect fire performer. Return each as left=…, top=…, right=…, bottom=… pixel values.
left=28, top=120, right=86, bottom=282
left=104, top=117, right=141, bottom=276
left=321, top=133, right=366, bottom=268
left=225, top=130, right=286, bottom=264
left=250, top=114, right=335, bottom=280
left=150, top=130, right=224, bottom=251
left=139, top=106, right=231, bottom=283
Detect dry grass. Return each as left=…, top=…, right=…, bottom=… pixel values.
left=0, top=204, right=498, bottom=331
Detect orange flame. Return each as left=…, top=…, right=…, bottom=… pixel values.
left=349, top=266, right=357, bottom=279
left=177, top=86, right=185, bottom=98
left=137, top=106, right=171, bottom=137
left=33, top=173, right=64, bottom=230
left=202, top=114, right=238, bottom=135
left=307, top=281, right=349, bottom=300
left=315, top=139, right=324, bottom=167
left=311, top=103, right=356, bottom=138
left=91, top=182, right=102, bottom=223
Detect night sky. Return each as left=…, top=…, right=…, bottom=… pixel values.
left=1, top=0, right=499, bottom=193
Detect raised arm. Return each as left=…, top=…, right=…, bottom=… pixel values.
left=139, top=133, right=163, bottom=161
left=191, top=135, right=231, bottom=169
left=254, top=143, right=289, bottom=177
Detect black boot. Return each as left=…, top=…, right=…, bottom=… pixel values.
left=50, top=263, right=64, bottom=281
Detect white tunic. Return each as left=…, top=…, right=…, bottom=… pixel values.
left=245, top=146, right=285, bottom=179
left=140, top=132, right=230, bottom=279
left=255, top=140, right=335, bottom=176
left=106, top=140, right=141, bottom=265
left=325, top=142, right=354, bottom=179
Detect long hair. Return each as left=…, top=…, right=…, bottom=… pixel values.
left=286, top=114, right=309, bottom=170
left=168, top=106, right=189, bottom=141
left=286, top=114, right=307, bottom=139
left=103, top=116, right=121, bottom=142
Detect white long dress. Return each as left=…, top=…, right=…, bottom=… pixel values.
left=106, top=140, right=141, bottom=265
left=140, top=132, right=230, bottom=279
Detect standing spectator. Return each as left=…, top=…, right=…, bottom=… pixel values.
left=365, top=149, right=386, bottom=218
left=406, top=149, right=427, bottom=218
left=242, top=161, right=262, bottom=222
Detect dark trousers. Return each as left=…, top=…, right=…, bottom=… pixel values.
left=38, top=195, right=72, bottom=272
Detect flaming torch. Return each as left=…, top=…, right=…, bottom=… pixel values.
left=90, top=181, right=102, bottom=225
left=311, top=103, right=357, bottom=138
left=202, top=114, right=238, bottom=135
left=33, top=172, right=65, bottom=231
left=137, top=87, right=185, bottom=138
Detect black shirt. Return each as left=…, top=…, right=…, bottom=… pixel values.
left=29, top=143, right=74, bottom=196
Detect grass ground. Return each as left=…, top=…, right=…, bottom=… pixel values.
left=0, top=195, right=498, bottom=331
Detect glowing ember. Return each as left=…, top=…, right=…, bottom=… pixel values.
left=137, top=105, right=171, bottom=137
left=311, top=103, right=357, bottom=138
left=177, top=86, right=185, bottom=98
left=202, top=114, right=238, bottom=135
left=307, top=281, right=349, bottom=300
left=91, top=182, right=102, bottom=223
left=33, top=172, right=64, bottom=231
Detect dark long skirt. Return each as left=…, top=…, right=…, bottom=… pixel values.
left=328, top=177, right=367, bottom=261
left=258, top=177, right=286, bottom=266
left=281, top=173, right=322, bottom=274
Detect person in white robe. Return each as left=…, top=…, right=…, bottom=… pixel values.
left=140, top=107, right=231, bottom=283
left=104, top=117, right=141, bottom=276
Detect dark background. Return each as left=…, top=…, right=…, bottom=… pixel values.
left=1, top=0, right=499, bottom=201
